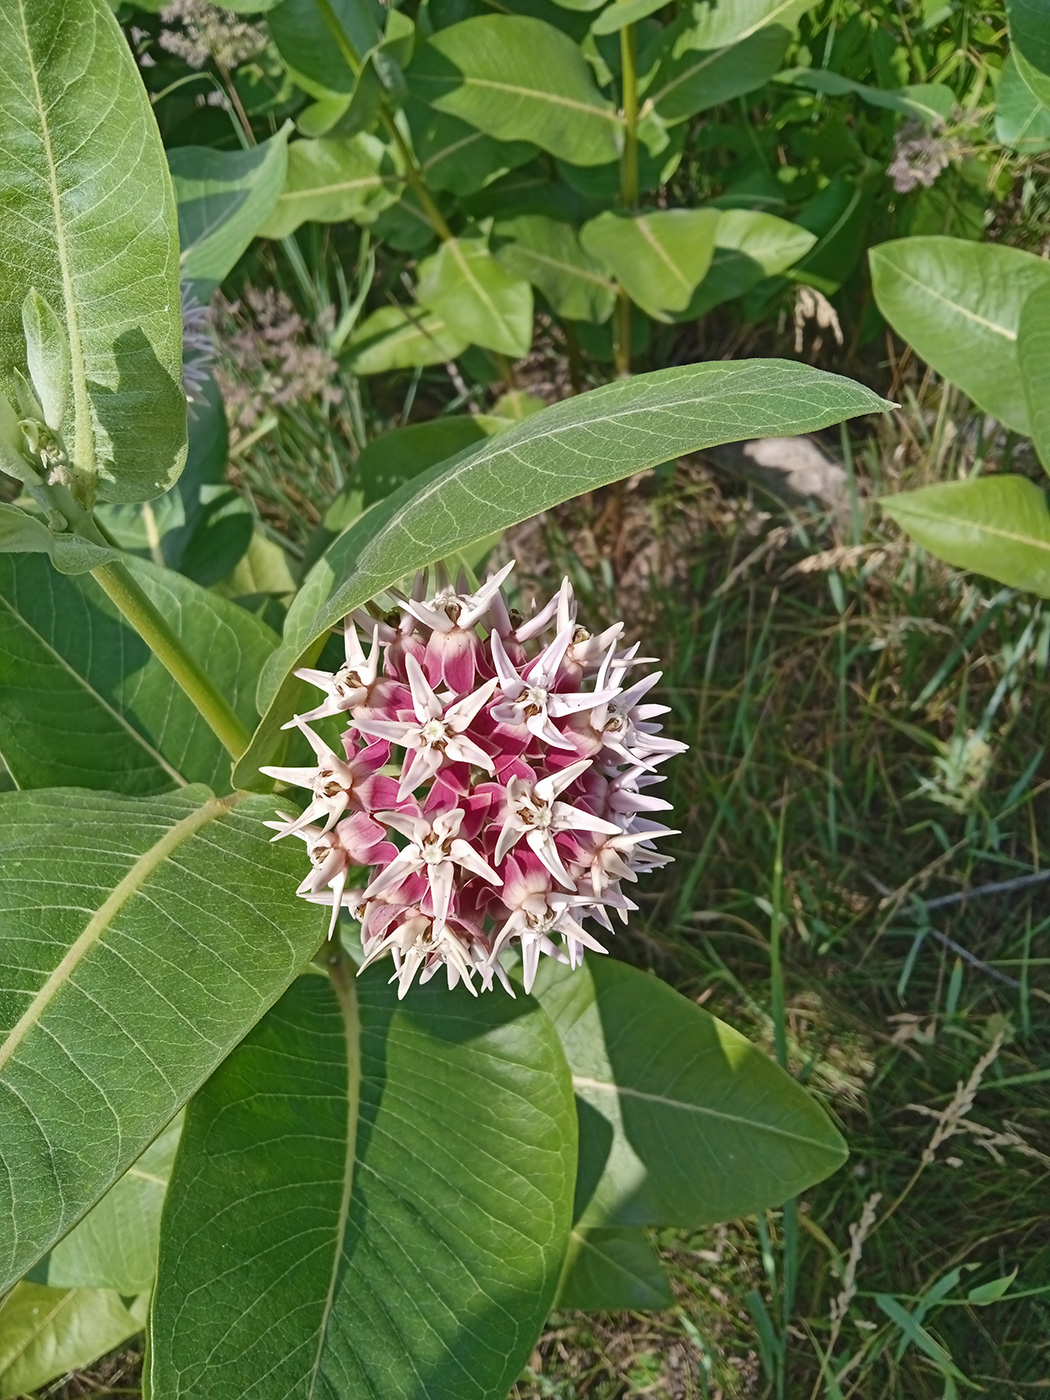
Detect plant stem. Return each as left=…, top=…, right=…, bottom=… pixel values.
left=382, top=115, right=455, bottom=242
left=615, top=20, right=640, bottom=377
left=91, top=559, right=252, bottom=760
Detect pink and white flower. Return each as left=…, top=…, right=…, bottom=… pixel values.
left=267, top=565, right=684, bottom=997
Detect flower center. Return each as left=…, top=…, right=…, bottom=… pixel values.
left=314, top=765, right=349, bottom=800
left=521, top=685, right=549, bottom=718
left=420, top=717, right=450, bottom=747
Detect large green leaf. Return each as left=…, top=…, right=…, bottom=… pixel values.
left=644, top=23, right=790, bottom=125
left=0, top=1283, right=144, bottom=1400
left=259, top=134, right=401, bottom=239
left=345, top=303, right=469, bottom=373
left=48, top=1116, right=181, bottom=1294
left=880, top=476, right=1050, bottom=597
left=1019, top=282, right=1050, bottom=476
left=674, top=0, right=818, bottom=50
left=1007, top=0, right=1050, bottom=85
left=409, top=102, right=536, bottom=195
left=170, top=130, right=290, bottom=298
left=0, top=554, right=277, bottom=795
left=580, top=209, right=721, bottom=318
left=995, top=54, right=1050, bottom=153
left=779, top=70, right=955, bottom=123
left=556, top=1227, right=673, bottom=1311
left=418, top=235, right=534, bottom=357
left=685, top=210, right=817, bottom=317
left=0, top=0, right=186, bottom=503
left=408, top=15, right=622, bottom=166
left=236, top=361, right=889, bottom=787
left=269, top=0, right=384, bottom=98
left=0, top=785, right=324, bottom=1290
left=534, top=958, right=847, bottom=1228
left=869, top=237, right=1050, bottom=434
left=494, top=214, right=617, bottom=322
left=150, top=972, right=576, bottom=1399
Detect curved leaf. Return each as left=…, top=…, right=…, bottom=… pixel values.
left=269, top=0, right=384, bottom=99
left=345, top=303, right=469, bottom=373
left=685, top=209, right=817, bottom=317
left=580, top=209, right=721, bottom=318
left=556, top=1227, right=673, bottom=1311
left=418, top=235, right=534, bottom=357
left=880, top=476, right=1050, bottom=598
left=409, top=15, right=622, bottom=166
left=0, top=1283, right=144, bottom=1400
left=235, top=361, right=889, bottom=788
left=0, top=785, right=324, bottom=1290
left=644, top=23, right=790, bottom=125
left=409, top=101, right=536, bottom=195
left=1007, top=0, right=1050, bottom=84
left=994, top=54, right=1050, bottom=153
left=0, top=554, right=278, bottom=795
left=534, top=958, right=847, bottom=1228
left=494, top=214, right=617, bottom=323
left=259, top=134, right=401, bottom=240
left=1019, top=282, right=1050, bottom=475
left=0, top=0, right=186, bottom=503
left=869, top=237, right=1050, bottom=434
left=674, top=0, right=818, bottom=49
left=150, top=972, right=576, bottom=1400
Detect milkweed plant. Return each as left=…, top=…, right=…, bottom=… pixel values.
left=0, top=2, right=889, bottom=1396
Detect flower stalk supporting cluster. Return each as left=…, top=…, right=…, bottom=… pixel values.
left=264, top=564, right=685, bottom=998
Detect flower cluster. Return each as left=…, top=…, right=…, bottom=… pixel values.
left=263, top=565, right=685, bottom=998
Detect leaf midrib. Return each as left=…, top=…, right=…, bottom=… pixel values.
left=428, top=73, right=621, bottom=126
left=887, top=504, right=1050, bottom=555
left=0, top=792, right=237, bottom=1075
left=877, top=258, right=1018, bottom=342
left=571, top=1074, right=842, bottom=1152
left=16, top=0, right=93, bottom=475
left=0, top=590, right=188, bottom=788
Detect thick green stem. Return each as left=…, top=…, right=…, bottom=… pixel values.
left=382, top=115, right=455, bottom=242
left=91, top=559, right=252, bottom=761
left=615, top=20, right=640, bottom=377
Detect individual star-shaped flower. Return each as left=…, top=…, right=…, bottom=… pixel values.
left=260, top=719, right=394, bottom=835
left=354, top=654, right=497, bottom=798
left=490, top=853, right=608, bottom=993
left=493, top=758, right=620, bottom=888
left=399, top=560, right=516, bottom=691
left=362, top=808, right=501, bottom=925
left=289, top=621, right=382, bottom=724
left=489, top=625, right=617, bottom=749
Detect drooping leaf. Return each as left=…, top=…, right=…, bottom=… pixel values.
left=408, top=101, right=536, bottom=195
left=778, top=69, right=955, bottom=123
left=48, top=1117, right=182, bottom=1294
left=268, top=0, right=384, bottom=98
left=258, top=134, right=401, bottom=240
left=0, top=785, right=325, bottom=1290
left=408, top=15, right=623, bottom=166
left=0, top=503, right=119, bottom=574
left=0, top=0, right=186, bottom=503
left=0, top=1283, right=144, bottom=1400
left=673, top=0, right=819, bottom=50
left=580, top=209, right=721, bottom=318
left=494, top=214, right=617, bottom=322
left=685, top=210, right=817, bottom=317
left=169, top=129, right=291, bottom=298
left=417, top=235, right=534, bottom=356
left=150, top=972, right=577, bottom=1400
left=995, top=54, right=1050, bottom=152
left=345, top=303, right=469, bottom=373
left=0, top=553, right=277, bottom=795
left=235, top=360, right=889, bottom=787
left=556, top=1227, right=673, bottom=1311
left=1019, top=282, right=1050, bottom=475
left=880, top=476, right=1050, bottom=597
left=644, top=23, right=791, bottom=125
left=591, top=0, right=668, bottom=33
left=869, top=237, right=1050, bottom=434
left=534, top=958, right=847, bottom=1227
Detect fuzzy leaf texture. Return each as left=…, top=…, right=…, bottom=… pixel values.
left=0, top=0, right=186, bottom=503
left=0, top=786, right=325, bottom=1291
left=237, top=361, right=889, bottom=787
left=150, top=973, right=577, bottom=1400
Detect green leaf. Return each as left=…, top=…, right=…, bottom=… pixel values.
left=0, top=0, right=186, bottom=504
left=345, top=303, right=469, bottom=373
left=1014, top=44, right=1050, bottom=114
left=258, top=134, right=402, bottom=240
left=874, top=1295, right=970, bottom=1382
left=580, top=209, right=721, bottom=318
left=48, top=1117, right=181, bottom=1294
left=869, top=237, right=1050, bottom=434
left=236, top=360, right=889, bottom=788
left=0, top=554, right=277, bottom=794
left=533, top=958, right=847, bottom=1228
left=0, top=503, right=119, bottom=574
left=880, top=476, right=1050, bottom=598
left=995, top=54, right=1050, bottom=152
left=1019, top=282, right=1050, bottom=475
left=170, top=129, right=291, bottom=299
left=418, top=235, right=534, bottom=357
left=0, top=1283, right=144, bottom=1400
left=556, top=1227, right=673, bottom=1311
left=0, top=785, right=325, bottom=1290
left=591, top=0, right=667, bottom=35
left=408, top=101, right=536, bottom=196
left=778, top=69, right=955, bottom=123
left=409, top=15, right=623, bottom=166
left=22, top=289, right=70, bottom=433
left=674, top=0, right=818, bottom=50
left=1007, top=0, right=1050, bottom=83
left=645, top=24, right=791, bottom=125
left=494, top=214, right=617, bottom=322
left=966, top=1269, right=1018, bottom=1305
left=269, top=0, right=384, bottom=98
left=150, top=972, right=576, bottom=1399
left=685, top=210, right=817, bottom=317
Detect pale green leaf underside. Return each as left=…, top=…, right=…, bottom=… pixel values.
left=869, top=236, right=1050, bottom=434
left=0, top=785, right=324, bottom=1291
left=0, top=0, right=186, bottom=503
left=581, top=208, right=721, bottom=318
left=880, top=476, right=1050, bottom=598
left=346, top=303, right=469, bottom=374
left=0, top=1282, right=144, bottom=1399
left=258, top=134, right=402, bottom=240
left=534, top=959, right=847, bottom=1228
left=1018, top=282, right=1050, bottom=475
left=151, top=973, right=576, bottom=1400
left=417, top=236, right=534, bottom=357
